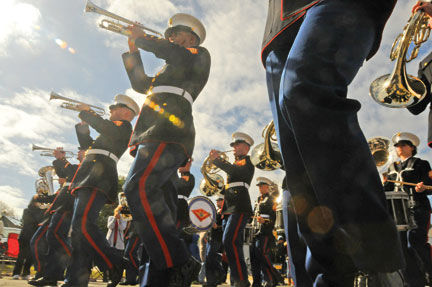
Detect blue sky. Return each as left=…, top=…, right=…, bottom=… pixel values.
left=0, top=0, right=431, bottom=217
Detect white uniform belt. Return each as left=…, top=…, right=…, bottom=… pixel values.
left=151, top=86, right=193, bottom=106
left=260, top=214, right=270, bottom=219
left=226, top=182, right=250, bottom=189
left=178, top=195, right=188, bottom=200
left=86, top=149, right=119, bottom=163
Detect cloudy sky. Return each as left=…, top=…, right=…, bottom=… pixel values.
left=0, top=0, right=431, bottom=217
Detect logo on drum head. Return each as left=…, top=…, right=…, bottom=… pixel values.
left=191, top=208, right=211, bottom=222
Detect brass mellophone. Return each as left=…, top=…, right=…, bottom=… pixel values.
left=50, top=91, right=105, bottom=116
left=32, top=144, right=75, bottom=158
left=85, top=0, right=162, bottom=37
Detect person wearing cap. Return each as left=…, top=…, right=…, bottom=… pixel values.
left=261, top=0, right=408, bottom=285
left=62, top=94, right=138, bottom=287
left=121, top=13, right=210, bottom=287
left=203, top=196, right=226, bottom=287
left=29, top=147, right=85, bottom=287
left=250, top=177, right=280, bottom=287
left=209, top=131, right=255, bottom=287
left=383, top=132, right=432, bottom=286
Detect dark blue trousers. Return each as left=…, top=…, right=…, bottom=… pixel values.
left=30, top=221, right=49, bottom=275
left=204, top=236, right=224, bottom=284
left=265, top=0, right=404, bottom=284
left=44, top=210, right=72, bottom=280
left=124, top=142, right=189, bottom=270
left=69, top=188, right=122, bottom=286
left=222, top=213, right=248, bottom=284
left=250, top=234, right=279, bottom=286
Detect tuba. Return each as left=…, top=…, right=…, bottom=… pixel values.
left=37, top=166, right=56, bottom=195
left=199, top=152, right=229, bottom=197
left=250, top=121, right=282, bottom=170
left=369, top=10, right=430, bottom=108
left=50, top=92, right=105, bottom=116
left=85, top=0, right=162, bottom=37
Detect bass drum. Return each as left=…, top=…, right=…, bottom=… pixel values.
left=185, top=196, right=217, bottom=234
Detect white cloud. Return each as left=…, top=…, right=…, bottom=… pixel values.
left=0, top=185, right=27, bottom=215
left=0, top=0, right=41, bottom=56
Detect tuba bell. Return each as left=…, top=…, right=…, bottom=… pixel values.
left=369, top=10, right=430, bottom=108
left=37, top=166, right=56, bottom=195
left=199, top=152, right=229, bottom=197
left=250, top=121, right=282, bottom=170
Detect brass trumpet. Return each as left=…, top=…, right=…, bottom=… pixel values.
left=50, top=92, right=105, bottom=116
left=85, top=0, right=162, bottom=37
left=32, top=144, right=75, bottom=158
left=369, top=10, right=430, bottom=108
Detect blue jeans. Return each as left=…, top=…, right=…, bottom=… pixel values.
left=123, top=142, right=189, bottom=270
left=265, top=0, right=404, bottom=284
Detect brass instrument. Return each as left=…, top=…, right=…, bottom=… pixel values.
left=85, top=0, right=162, bottom=37
left=367, top=137, right=396, bottom=174
left=36, top=166, right=56, bottom=195
left=50, top=92, right=105, bottom=116
left=250, top=121, right=282, bottom=170
left=32, top=144, right=75, bottom=158
left=370, top=10, right=430, bottom=108
left=199, top=150, right=231, bottom=197
left=118, top=192, right=132, bottom=221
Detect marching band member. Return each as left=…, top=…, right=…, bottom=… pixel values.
left=203, top=196, right=225, bottom=287
left=209, top=132, right=255, bottom=287
left=261, top=0, right=406, bottom=285
left=250, top=177, right=280, bottom=287
left=66, top=94, right=139, bottom=287
left=122, top=12, right=210, bottom=287
left=383, top=132, right=432, bottom=286
left=29, top=147, right=85, bottom=287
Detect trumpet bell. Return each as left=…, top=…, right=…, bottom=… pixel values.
left=370, top=73, right=426, bottom=108
left=250, top=142, right=282, bottom=171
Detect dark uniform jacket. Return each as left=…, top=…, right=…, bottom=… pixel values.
left=174, top=171, right=195, bottom=225
left=122, top=35, right=211, bottom=157
left=254, top=193, right=276, bottom=236
left=384, top=157, right=432, bottom=211
left=213, top=155, right=255, bottom=215
left=408, top=51, right=432, bottom=147
left=261, top=0, right=397, bottom=64
left=70, top=111, right=132, bottom=203
left=46, top=158, right=79, bottom=214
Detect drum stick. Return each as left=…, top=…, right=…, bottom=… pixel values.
left=386, top=179, right=432, bottom=190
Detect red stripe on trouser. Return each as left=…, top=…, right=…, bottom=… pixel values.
left=34, top=225, right=49, bottom=272
left=81, top=189, right=113, bottom=269
left=54, top=212, right=71, bottom=256
left=129, top=237, right=139, bottom=268
left=232, top=213, right=245, bottom=281
left=263, top=236, right=273, bottom=281
left=138, top=142, right=174, bottom=268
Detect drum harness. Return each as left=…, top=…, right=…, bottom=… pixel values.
left=387, top=158, right=418, bottom=209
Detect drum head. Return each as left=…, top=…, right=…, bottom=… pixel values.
left=188, top=196, right=217, bottom=232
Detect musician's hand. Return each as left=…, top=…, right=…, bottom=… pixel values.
left=76, top=103, right=91, bottom=112
left=415, top=181, right=426, bottom=193
left=53, top=147, right=66, bottom=160
left=58, top=178, right=66, bottom=185
left=212, top=222, right=218, bottom=229
left=257, top=216, right=265, bottom=224
left=413, top=1, right=432, bottom=18
left=381, top=174, right=388, bottom=184
left=209, top=149, right=221, bottom=161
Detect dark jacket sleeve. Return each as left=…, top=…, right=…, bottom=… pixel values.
left=213, top=158, right=251, bottom=179
left=134, top=36, right=200, bottom=66
left=75, top=122, right=93, bottom=149
left=408, top=52, right=432, bottom=115
left=78, top=111, right=125, bottom=137
left=122, top=51, right=153, bottom=94
left=52, top=158, right=70, bottom=178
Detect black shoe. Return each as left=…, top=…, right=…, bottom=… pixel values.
left=354, top=270, right=405, bottom=287
left=107, top=267, right=124, bottom=287
left=168, top=256, right=201, bottom=287
left=119, top=281, right=138, bottom=286
left=28, top=277, right=57, bottom=286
